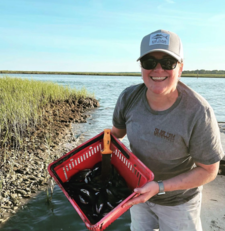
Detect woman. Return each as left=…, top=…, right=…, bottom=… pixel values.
left=111, top=29, right=224, bottom=231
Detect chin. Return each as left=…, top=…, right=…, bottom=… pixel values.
left=149, top=87, right=167, bottom=95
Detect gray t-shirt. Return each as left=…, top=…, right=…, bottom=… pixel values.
left=113, top=81, right=224, bottom=206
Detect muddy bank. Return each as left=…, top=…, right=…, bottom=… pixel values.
left=0, top=97, right=99, bottom=224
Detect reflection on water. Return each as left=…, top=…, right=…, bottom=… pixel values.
left=1, top=185, right=131, bottom=231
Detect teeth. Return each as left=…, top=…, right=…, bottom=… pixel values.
left=151, top=77, right=167, bottom=80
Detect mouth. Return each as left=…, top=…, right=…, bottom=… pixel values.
left=150, top=76, right=168, bottom=82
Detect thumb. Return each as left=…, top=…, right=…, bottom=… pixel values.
left=134, top=181, right=158, bottom=194
left=133, top=185, right=149, bottom=194
left=134, top=187, right=142, bottom=193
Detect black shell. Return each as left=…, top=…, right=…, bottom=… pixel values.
left=63, top=162, right=132, bottom=223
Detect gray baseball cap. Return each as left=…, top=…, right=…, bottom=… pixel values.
left=137, top=29, right=183, bottom=62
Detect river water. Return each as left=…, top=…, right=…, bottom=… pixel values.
left=1, top=75, right=225, bottom=231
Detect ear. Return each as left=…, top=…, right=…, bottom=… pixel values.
left=178, top=62, right=183, bottom=77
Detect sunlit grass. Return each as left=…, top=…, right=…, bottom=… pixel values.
left=0, top=76, right=93, bottom=149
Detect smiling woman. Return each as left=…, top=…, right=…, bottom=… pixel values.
left=140, top=51, right=183, bottom=111
left=138, top=29, right=184, bottom=111
left=111, top=29, right=224, bottom=231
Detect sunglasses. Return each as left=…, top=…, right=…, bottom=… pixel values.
left=140, top=57, right=178, bottom=70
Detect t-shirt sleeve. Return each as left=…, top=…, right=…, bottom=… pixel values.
left=112, top=89, right=127, bottom=129
left=189, top=106, right=224, bottom=164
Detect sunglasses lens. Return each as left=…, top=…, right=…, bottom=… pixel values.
left=141, top=58, right=157, bottom=70
left=141, top=57, right=177, bottom=70
left=160, top=58, right=177, bottom=70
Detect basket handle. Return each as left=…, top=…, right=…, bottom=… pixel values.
left=101, top=129, right=112, bottom=154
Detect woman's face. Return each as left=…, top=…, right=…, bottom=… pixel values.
left=141, top=51, right=183, bottom=96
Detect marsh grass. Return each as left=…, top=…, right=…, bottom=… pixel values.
left=46, top=177, right=55, bottom=205
left=0, top=173, right=3, bottom=194
left=0, top=76, right=92, bottom=149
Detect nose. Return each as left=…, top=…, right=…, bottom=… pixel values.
left=153, top=61, right=164, bottom=71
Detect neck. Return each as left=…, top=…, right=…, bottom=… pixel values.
left=146, top=89, right=179, bottom=111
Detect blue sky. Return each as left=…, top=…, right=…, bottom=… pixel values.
left=0, top=0, right=225, bottom=72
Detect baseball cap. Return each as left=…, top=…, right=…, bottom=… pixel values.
left=137, top=29, right=183, bottom=62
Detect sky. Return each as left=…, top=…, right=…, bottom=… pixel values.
left=0, top=0, right=225, bottom=72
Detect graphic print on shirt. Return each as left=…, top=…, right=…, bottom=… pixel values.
left=154, top=128, right=175, bottom=142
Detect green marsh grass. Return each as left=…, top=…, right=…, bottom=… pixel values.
left=0, top=76, right=93, bottom=149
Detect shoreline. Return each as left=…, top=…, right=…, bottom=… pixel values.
left=0, top=128, right=86, bottom=226
left=1, top=71, right=225, bottom=78
left=0, top=97, right=99, bottom=226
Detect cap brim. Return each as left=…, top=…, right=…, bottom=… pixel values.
left=137, top=49, right=182, bottom=62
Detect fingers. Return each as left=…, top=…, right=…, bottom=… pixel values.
left=122, top=193, right=149, bottom=208
left=134, top=181, right=159, bottom=194
left=122, top=181, right=159, bottom=208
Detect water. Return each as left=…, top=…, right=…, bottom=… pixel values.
left=1, top=74, right=225, bottom=231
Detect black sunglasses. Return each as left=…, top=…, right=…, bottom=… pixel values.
left=140, top=57, right=178, bottom=70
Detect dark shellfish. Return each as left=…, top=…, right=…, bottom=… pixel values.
left=70, top=169, right=92, bottom=183
left=96, top=189, right=107, bottom=214
left=62, top=162, right=133, bottom=223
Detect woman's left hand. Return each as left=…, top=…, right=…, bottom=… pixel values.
left=122, top=181, right=159, bottom=208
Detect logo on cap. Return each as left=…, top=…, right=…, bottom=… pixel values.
left=149, top=32, right=170, bottom=46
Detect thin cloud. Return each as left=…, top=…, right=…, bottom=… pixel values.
left=208, top=14, right=225, bottom=22
left=165, top=0, right=175, bottom=3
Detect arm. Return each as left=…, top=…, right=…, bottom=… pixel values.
left=123, top=161, right=219, bottom=207
left=111, top=126, right=126, bottom=140
left=164, top=161, right=219, bottom=191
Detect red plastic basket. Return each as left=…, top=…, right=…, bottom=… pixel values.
left=48, top=131, right=154, bottom=230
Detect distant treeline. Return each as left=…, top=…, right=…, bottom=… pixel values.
left=183, top=70, right=225, bottom=74
left=1, top=70, right=225, bottom=77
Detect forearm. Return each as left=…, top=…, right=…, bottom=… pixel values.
left=123, top=161, right=219, bottom=207
left=111, top=126, right=126, bottom=140
left=164, top=163, right=219, bottom=192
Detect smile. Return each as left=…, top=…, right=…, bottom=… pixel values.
left=150, top=76, right=168, bottom=81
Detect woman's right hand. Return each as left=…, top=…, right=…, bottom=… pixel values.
left=122, top=181, right=159, bottom=207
